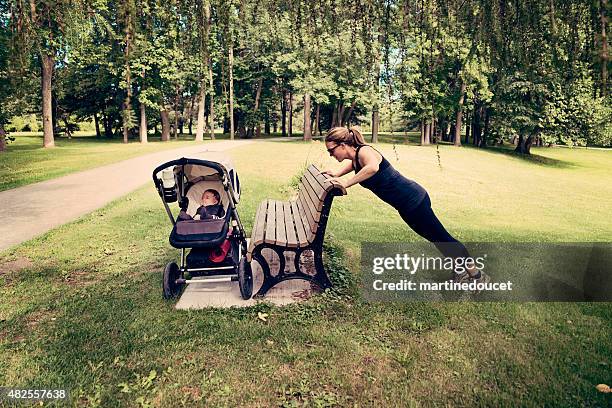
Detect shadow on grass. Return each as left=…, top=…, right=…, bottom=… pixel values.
left=458, top=144, right=578, bottom=169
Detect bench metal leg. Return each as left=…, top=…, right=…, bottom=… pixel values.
left=252, top=244, right=332, bottom=298
left=313, top=248, right=332, bottom=289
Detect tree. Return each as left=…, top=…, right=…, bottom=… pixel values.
left=8, top=0, right=80, bottom=147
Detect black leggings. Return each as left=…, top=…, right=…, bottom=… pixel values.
left=398, top=194, right=470, bottom=261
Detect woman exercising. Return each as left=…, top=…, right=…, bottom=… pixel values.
left=323, top=126, right=489, bottom=285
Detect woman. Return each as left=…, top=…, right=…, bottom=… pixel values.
left=323, top=126, right=489, bottom=285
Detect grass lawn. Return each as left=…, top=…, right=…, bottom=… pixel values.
left=0, top=141, right=611, bottom=407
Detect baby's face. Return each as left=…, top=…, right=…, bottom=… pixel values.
left=201, top=191, right=218, bottom=206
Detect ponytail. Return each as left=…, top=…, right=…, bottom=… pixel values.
left=348, top=127, right=366, bottom=146
left=325, top=126, right=367, bottom=147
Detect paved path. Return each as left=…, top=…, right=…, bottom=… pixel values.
left=0, top=140, right=253, bottom=253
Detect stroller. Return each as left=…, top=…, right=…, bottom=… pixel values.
left=152, top=154, right=253, bottom=300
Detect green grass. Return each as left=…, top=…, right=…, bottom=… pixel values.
left=0, top=141, right=611, bottom=407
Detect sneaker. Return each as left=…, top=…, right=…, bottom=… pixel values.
left=468, top=270, right=491, bottom=294
left=452, top=270, right=491, bottom=294
left=452, top=271, right=471, bottom=284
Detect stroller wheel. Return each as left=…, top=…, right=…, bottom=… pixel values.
left=238, top=257, right=253, bottom=300
left=163, top=262, right=182, bottom=299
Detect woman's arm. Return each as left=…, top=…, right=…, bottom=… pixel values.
left=342, top=147, right=381, bottom=188
left=323, top=160, right=353, bottom=177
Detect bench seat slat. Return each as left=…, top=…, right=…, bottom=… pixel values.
left=273, top=199, right=287, bottom=246
left=290, top=200, right=309, bottom=246
left=284, top=201, right=298, bottom=248
left=265, top=199, right=276, bottom=245
left=247, top=200, right=269, bottom=260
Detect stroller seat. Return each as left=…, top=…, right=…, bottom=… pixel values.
left=169, top=218, right=229, bottom=248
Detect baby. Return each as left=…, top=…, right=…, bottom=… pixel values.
left=178, top=189, right=225, bottom=221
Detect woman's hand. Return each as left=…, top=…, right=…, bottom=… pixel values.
left=326, top=177, right=346, bottom=189
left=322, top=169, right=337, bottom=177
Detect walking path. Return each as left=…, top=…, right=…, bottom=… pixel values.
left=0, top=140, right=253, bottom=253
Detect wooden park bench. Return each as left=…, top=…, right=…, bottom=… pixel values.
left=246, top=165, right=347, bottom=298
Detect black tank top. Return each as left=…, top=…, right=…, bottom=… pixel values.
left=353, top=145, right=427, bottom=213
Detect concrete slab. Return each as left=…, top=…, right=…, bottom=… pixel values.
left=175, top=246, right=319, bottom=309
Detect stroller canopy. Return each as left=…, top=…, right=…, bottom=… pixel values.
left=153, top=153, right=241, bottom=204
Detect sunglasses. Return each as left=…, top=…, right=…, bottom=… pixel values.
left=327, top=144, right=342, bottom=155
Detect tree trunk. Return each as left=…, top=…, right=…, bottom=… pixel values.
left=514, top=134, right=533, bottom=154
left=208, top=59, right=215, bottom=139
left=481, top=107, right=490, bottom=147
left=338, top=103, right=345, bottom=126
left=264, top=110, right=270, bottom=134
left=372, top=108, right=379, bottom=143
left=41, top=52, right=55, bottom=147
left=51, top=95, right=58, bottom=137
left=161, top=109, right=170, bottom=141
left=0, top=124, right=7, bottom=152
left=281, top=89, right=287, bottom=136
left=423, top=122, right=429, bottom=145
left=454, top=80, right=466, bottom=147
left=103, top=113, right=113, bottom=138
left=601, top=0, right=608, bottom=97
left=424, top=118, right=431, bottom=145
left=94, top=113, right=101, bottom=138
left=288, top=91, right=293, bottom=137
left=331, top=105, right=338, bottom=129
left=464, top=113, right=470, bottom=144
left=122, top=75, right=131, bottom=144
left=253, top=77, right=263, bottom=138
left=229, top=45, right=235, bottom=139
left=344, top=100, right=357, bottom=126
left=139, top=102, right=148, bottom=143
left=303, top=93, right=312, bottom=140
left=314, top=104, right=320, bottom=137
left=196, top=83, right=205, bottom=142
left=188, top=95, right=195, bottom=135
left=472, top=105, right=482, bottom=146
left=173, top=85, right=180, bottom=139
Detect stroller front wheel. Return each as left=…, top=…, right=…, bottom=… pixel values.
left=238, top=257, right=253, bottom=300
left=163, top=262, right=183, bottom=299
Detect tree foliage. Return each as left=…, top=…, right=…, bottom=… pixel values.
left=0, top=0, right=609, bottom=150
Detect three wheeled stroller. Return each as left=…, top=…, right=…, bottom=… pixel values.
left=152, top=154, right=253, bottom=300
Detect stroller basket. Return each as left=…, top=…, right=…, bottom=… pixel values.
left=170, top=219, right=229, bottom=248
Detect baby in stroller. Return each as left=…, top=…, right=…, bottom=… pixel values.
left=178, top=188, right=225, bottom=221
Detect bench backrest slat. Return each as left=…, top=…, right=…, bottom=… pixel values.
left=309, top=166, right=330, bottom=193
left=296, top=182, right=315, bottom=225
left=297, top=177, right=320, bottom=219
left=296, top=192, right=317, bottom=238
left=304, top=167, right=326, bottom=203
